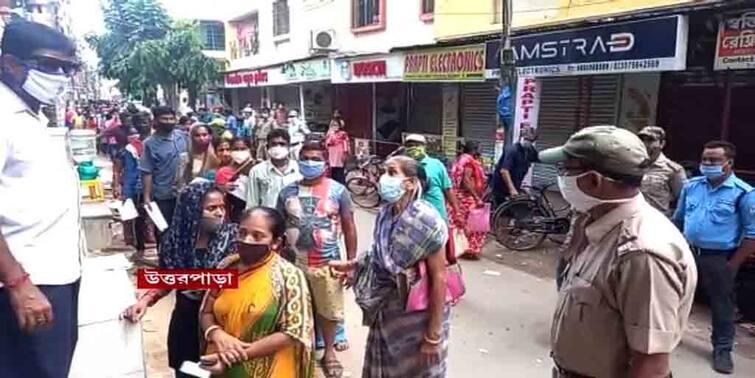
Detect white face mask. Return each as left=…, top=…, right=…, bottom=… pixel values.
left=556, top=171, right=633, bottom=213
left=268, top=146, right=289, bottom=160
left=231, top=150, right=251, bottom=164
left=22, top=69, right=70, bottom=105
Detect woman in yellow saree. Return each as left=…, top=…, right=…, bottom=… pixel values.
left=199, top=207, right=314, bottom=377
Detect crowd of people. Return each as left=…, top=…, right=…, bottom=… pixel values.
left=3, top=19, right=755, bottom=378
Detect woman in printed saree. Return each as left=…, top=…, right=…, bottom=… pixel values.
left=199, top=207, right=315, bottom=378
left=331, top=156, right=451, bottom=378
left=449, top=141, right=487, bottom=259
left=121, top=181, right=237, bottom=378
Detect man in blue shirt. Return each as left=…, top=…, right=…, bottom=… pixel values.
left=491, top=127, right=539, bottom=206
left=673, top=140, right=755, bottom=374
left=140, top=106, right=189, bottom=242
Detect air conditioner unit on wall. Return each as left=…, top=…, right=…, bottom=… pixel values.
left=311, top=29, right=337, bottom=51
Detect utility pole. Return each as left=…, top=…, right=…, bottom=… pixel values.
left=498, top=0, right=515, bottom=142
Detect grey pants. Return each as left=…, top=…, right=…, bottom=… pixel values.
left=696, top=252, right=737, bottom=353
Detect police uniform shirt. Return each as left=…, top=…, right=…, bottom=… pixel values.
left=551, top=196, right=697, bottom=377
left=673, top=174, right=755, bottom=251
left=641, top=153, right=686, bottom=215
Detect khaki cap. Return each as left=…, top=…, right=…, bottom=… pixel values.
left=637, top=126, right=666, bottom=141
left=539, top=125, right=651, bottom=178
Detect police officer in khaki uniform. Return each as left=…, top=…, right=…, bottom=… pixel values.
left=539, top=126, right=698, bottom=378
left=637, top=126, right=686, bottom=215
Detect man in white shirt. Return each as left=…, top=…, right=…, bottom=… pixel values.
left=247, top=128, right=302, bottom=208
left=286, top=109, right=311, bottom=160
left=0, top=21, right=83, bottom=378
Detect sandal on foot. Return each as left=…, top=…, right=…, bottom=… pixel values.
left=320, top=357, right=343, bottom=378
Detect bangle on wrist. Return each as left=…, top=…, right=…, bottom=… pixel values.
left=4, top=272, right=30, bottom=289
left=204, top=325, right=221, bottom=341
left=423, top=333, right=442, bottom=345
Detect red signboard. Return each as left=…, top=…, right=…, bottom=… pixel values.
left=225, top=70, right=269, bottom=86
left=353, top=60, right=387, bottom=77
left=715, top=10, right=755, bottom=70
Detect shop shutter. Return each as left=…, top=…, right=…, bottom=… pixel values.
left=461, top=82, right=498, bottom=157
left=408, top=83, right=443, bottom=135
left=531, top=75, right=620, bottom=187
left=532, top=77, right=580, bottom=187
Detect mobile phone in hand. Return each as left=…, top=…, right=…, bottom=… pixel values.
left=179, top=361, right=210, bottom=378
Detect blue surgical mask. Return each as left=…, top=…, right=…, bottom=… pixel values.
left=299, top=160, right=326, bottom=179
left=699, top=164, right=725, bottom=180
left=378, top=174, right=406, bottom=203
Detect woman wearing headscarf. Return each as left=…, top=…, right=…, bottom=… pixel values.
left=449, top=141, right=487, bottom=259
left=331, top=156, right=450, bottom=378
left=121, top=181, right=237, bottom=377
left=185, top=123, right=220, bottom=184
left=198, top=207, right=315, bottom=377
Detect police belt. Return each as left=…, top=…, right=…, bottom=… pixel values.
left=691, top=246, right=737, bottom=256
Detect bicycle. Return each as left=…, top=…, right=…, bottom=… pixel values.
left=491, top=182, right=572, bottom=251
left=344, top=147, right=405, bottom=209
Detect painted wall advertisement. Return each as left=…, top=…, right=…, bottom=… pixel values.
left=715, top=10, right=755, bottom=70
left=485, top=15, right=688, bottom=78
left=404, top=45, right=485, bottom=81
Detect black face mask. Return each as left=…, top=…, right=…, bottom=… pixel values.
left=237, top=241, right=271, bottom=265
left=156, top=122, right=175, bottom=132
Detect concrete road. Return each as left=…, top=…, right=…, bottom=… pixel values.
left=141, top=208, right=755, bottom=377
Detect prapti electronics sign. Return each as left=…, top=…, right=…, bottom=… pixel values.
left=715, top=10, right=755, bottom=70
left=485, top=15, right=688, bottom=78
left=404, top=45, right=485, bottom=81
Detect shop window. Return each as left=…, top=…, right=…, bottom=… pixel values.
left=273, top=0, right=290, bottom=37
left=420, top=0, right=434, bottom=22
left=352, top=0, right=385, bottom=33
left=230, top=14, right=259, bottom=59
left=199, top=20, right=225, bottom=51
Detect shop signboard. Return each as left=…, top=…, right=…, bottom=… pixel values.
left=353, top=138, right=371, bottom=158
left=283, top=58, right=331, bottom=83
left=224, top=67, right=286, bottom=88
left=331, top=53, right=404, bottom=83
left=715, top=10, right=755, bottom=70
left=403, top=44, right=485, bottom=82
left=512, top=77, right=540, bottom=142
left=485, top=15, right=687, bottom=78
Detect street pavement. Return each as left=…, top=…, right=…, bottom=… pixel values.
left=141, top=208, right=755, bottom=377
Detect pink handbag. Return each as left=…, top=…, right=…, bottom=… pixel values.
left=405, top=260, right=466, bottom=312
left=468, top=203, right=491, bottom=233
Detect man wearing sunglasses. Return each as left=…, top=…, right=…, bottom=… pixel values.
left=0, top=21, right=82, bottom=378
left=540, top=126, right=697, bottom=378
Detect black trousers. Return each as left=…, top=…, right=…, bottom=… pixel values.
left=167, top=293, right=202, bottom=377
left=696, top=251, right=737, bottom=353
left=0, top=280, right=80, bottom=378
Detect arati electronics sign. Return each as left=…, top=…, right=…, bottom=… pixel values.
left=485, top=15, right=688, bottom=78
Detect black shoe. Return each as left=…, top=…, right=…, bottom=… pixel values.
left=713, top=350, right=734, bottom=374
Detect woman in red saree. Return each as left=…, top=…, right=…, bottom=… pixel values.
left=449, top=141, right=487, bottom=259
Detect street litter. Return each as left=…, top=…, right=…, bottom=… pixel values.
left=483, top=270, right=501, bottom=276
left=478, top=348, right=489, bottom=354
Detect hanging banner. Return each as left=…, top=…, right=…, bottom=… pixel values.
left=485, top=15, right=688, bottom=78
left=715, top=10, right=755, bottom=70
left=512, top=77, right=540, bottom=142
left=404, top=44, right=485, bottom=81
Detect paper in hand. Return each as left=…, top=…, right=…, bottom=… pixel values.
left=179, top=361, right=211, bottom=378
left=120, top=198, right=139, bottom=221
left=144, top=202, right=169, bottom=232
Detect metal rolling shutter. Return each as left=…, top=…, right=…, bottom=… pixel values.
left=531, top=75, right=620, bottom=187
left=532, top=77, right=580, bottom=187
left=461, top=82, right=498, bottom=157
left=586, top=75, right=621, bottom=126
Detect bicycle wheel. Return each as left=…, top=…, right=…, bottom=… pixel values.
left=347, top=177, right=380, bottom=208
left=492, top=199, right=547, bottom=251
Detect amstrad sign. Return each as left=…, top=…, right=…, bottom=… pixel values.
left=485, top=15, right=688, bottom=78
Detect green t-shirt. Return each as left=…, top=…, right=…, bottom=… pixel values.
left=420, top=156, right=452, bottom=220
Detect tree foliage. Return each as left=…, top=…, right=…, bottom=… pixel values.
left=87, top=0, right=220, bottom=107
